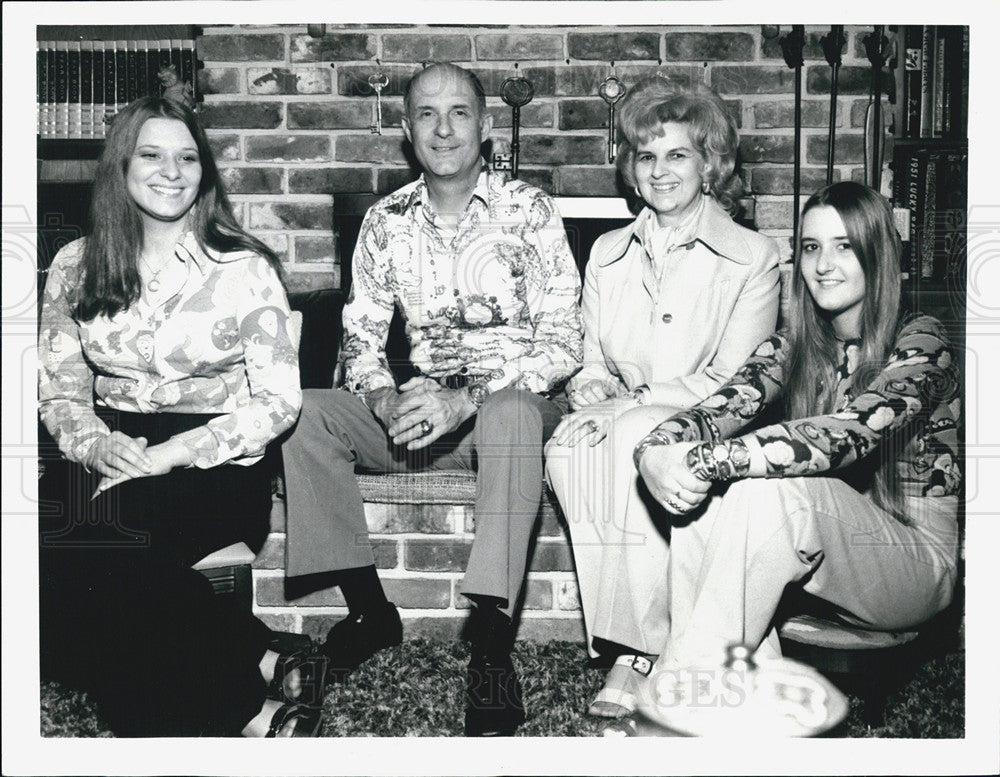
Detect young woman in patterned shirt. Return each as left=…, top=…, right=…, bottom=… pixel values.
left=597, top=181, right=961, bottom=717
left=38, top=96, right=323, bottom=736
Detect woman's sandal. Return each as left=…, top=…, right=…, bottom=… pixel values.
left=265, top=703, right=323, bottom=738
left=588, top=654, right=655, bottom=718
left=267, top=651, right=329, bottom=708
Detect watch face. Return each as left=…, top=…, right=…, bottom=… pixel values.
left=712, top=444, right=730, bottom=461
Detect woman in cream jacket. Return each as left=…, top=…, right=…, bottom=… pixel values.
left=545, top=77, right=780, bottom=717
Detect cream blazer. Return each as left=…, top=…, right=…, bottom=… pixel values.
left=568, top=198, right=781, bottom=409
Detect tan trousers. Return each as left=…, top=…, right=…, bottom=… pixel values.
left=545, top=404, right=682, bottom=656
left=283, top=387, right=564, bottom=616
left=660, top=478, right=958, bottom=666
left=548, top=410, right=959, bottom=661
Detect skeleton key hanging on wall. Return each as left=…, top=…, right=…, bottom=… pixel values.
left=598, top=75, right=627, bottom=163
left=368, top=71, right=389, bottom=135
left=496, top=74, right=534, bottom=178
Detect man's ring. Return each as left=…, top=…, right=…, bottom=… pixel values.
left=665, top=494, right=683, bottom=511
left=420, top=419, right=433, bottom=436
left=585, top=420, right=599, bottom=434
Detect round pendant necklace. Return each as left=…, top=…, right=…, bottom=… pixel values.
left=141, top=257, right=169, bottom=293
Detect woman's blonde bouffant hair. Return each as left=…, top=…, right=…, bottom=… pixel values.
left=616, top=77, right=743, bottom=214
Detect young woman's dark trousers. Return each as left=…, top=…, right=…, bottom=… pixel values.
left=39, top=411, right=274, bottom=736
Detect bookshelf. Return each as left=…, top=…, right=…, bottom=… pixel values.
left=889, top=24, right=968, bottom=327
left=36, top=25, right=201, bottom=284
left=36, top=25, right=199, bottom=176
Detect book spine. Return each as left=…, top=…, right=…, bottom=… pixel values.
left=932, top=29, right=947, bottom=137
left=146, top=42, right=161, bottom=98
left=68, top=41, right=82, bottom=139
left=944, top=27, right=967, bottom=140
left=906, top=150, right=926, bottom=282
left=941, top=29, right=954, bottom=137
left=37, top=41, right=46, bottom=136
left=92, top=42, right=105, bottom=139
left=903, top=25, right=923, bottom=139
left=892, top=151, right=912, bottom=280
left=959, top=26, right=969, bottom=138
left=919, top=150, right=936, bottom=279
left=115, top=40, right=128, bottom=112
left=126, top=40, right=139, bottom=104
left=135, top=40, right=149, bottom=98
left=46, top=42, right=57, bottom=137
left=54, top=41, right=69, bottom=139
left=935, top=150, right=968, bottom=284
left=919, top=26, right=935, bottom=137
left=103, top=39, right=118, bottom=126
left=80, top=41, right=94, bottom=139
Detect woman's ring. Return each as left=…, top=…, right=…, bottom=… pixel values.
left=585, top=420, right=599, bottom=434
left=420, top=419, right=434, bottom=436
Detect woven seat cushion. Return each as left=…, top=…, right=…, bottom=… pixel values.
left=356, top=470, right=478, bottom=504
left=778, top=613, right=918, bottom=649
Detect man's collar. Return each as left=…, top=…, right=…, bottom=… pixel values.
left=404, top=162, right=495, bottom=214
left=597, top=197, right=753, bottom=267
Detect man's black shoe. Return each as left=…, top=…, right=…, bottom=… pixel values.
left=465, top=653, right=526, bottom=736
left=464, top=606, right=525, bottom=736
left=320, top=602, right=402, bottom=681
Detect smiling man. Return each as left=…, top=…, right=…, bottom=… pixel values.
left=281, top=63, right=583, bottom=736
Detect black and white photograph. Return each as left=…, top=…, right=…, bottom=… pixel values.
left=3, top=1, right=998, bottom=775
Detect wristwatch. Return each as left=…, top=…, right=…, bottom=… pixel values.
left=467, top=381, right=491, bottom=408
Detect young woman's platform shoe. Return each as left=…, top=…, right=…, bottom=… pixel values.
left=267, top=650, right=329, bottom=708
left=265, top=703, right=323, bottom=737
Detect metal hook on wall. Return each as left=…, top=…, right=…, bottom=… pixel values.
left=598, top=67, right=627, bottom=163
left=368, top=59, right=389, bottom=135
left=496, top=64, right=535, bottom=179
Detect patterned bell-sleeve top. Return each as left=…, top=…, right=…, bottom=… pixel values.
left=38, top=234, right=301, bottom=469
left=636, top=315, right=962, bottom=501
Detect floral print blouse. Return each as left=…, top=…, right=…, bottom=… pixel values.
left=38, top=233, right=301, bottom=469
left=639, top=315, right=961, bottom=502
left=340, top=168, right=583, bottom=397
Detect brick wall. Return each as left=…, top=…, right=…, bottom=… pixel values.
left=198, top=24, right=894, bottom=293
left=258, top=491, right=586, bottom=642
left=197, top=24, right=892, bottom=640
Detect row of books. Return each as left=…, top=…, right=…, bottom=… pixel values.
left=899, top=25, right=968, bottom=140
left=37, top=39, right=196, bottom=139
left=892, top=146, right=967, bottom=284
